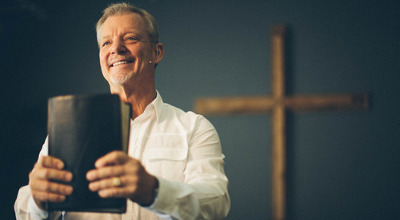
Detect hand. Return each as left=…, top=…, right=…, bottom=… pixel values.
left=29, top=156, right=74, bottom=210
left=86, top=151, right=158, bottom=206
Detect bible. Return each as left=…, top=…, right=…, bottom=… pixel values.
left=47, top=94, right=131, bottom=213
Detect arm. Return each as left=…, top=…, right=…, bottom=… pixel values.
left=14, top=139, right=73, bottom=220
left=149, top=116, right=230, bottom=219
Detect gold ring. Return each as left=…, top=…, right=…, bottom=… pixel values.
left=112, top=177, right=122, bottom=187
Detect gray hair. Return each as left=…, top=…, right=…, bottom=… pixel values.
left=96, top=2, right=160, bottom=46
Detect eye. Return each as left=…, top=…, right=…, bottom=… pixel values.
left=102, top=41, right=110, bottom=47
left=126, top=36, right=139, bottom=42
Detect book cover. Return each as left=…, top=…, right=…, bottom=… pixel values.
left=47, top=94, right=131, bottom=213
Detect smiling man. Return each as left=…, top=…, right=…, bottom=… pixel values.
left=15, top=3, right=230, bottom=220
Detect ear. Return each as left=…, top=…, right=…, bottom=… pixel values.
left=152, top=43, right=164, bottom=64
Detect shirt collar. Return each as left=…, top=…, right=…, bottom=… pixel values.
left=143, top=90, right=163, bottom=123
left=133, top=90, right=163, bottom=123
left=153, top=90, right=163, bottom=122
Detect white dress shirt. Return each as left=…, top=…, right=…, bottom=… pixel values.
left=15, top=91, right=230, bottom=220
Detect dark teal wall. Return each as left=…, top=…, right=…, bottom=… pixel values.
left=1, top=0, right=399, bottom=219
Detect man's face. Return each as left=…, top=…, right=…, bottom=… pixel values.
left=98, top=13, right=154, bottom=87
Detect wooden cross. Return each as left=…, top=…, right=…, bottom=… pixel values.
left=194, top=26, right=369, bottom=220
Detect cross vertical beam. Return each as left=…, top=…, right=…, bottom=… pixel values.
left=271, top=26, right=287, bottom=220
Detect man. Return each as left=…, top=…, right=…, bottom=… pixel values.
left=15, top=3, right=230, bottom=220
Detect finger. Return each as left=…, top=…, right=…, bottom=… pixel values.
left=38, top=156, right=65, bottom=169
left=86, top=165, right=125, bottom=181
left=33, top=167, right=73, bottom=182
left=98, top=185, right=137, bottom=198
left=95, top=151, right=128, bottom=168
left=88, top=177, right=117, bottom=191
left=32, top=190, right=68, bottom=203
left=31, top=179, right=73, bottom=195
left=88, top=175, right=136, bottom=191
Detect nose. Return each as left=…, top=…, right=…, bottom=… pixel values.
left=110, top=39, right=127, bottom=54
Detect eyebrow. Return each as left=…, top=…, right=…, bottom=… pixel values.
left=100, top=31, right=141, bottom=40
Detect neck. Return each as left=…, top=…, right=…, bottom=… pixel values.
left=110, top=84, right=156, bottom=119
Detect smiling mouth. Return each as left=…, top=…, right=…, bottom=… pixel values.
left=111, top=60, right=134, bottom=67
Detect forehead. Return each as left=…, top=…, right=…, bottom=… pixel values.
left=100, top=13, right=147, bottom=37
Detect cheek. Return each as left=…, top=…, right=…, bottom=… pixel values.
left=99, top=52, right=110, bottom=81
left=99, top=53, right=108, bottom=69
left=130, top=45, right=149, bottom=60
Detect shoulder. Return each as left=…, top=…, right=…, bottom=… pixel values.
left=160, top=103, right=216, bottom=132
left=161, top=103, right=199, bottom=118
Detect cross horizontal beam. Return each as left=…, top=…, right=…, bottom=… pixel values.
left=195, top=93, right=369, bottom=115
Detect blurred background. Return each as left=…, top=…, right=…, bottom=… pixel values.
left=1, top=0, right=399, bottom=219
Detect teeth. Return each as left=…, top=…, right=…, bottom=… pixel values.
left=113, top=61, right=130, bottom=67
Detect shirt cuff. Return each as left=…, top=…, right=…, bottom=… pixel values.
left=143, top=177, right=178, bottom=217
left=28, top=196, right=48, bottom=219
left=147, top=177, right=197, bottom=217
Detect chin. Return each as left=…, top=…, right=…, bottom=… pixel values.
left=109, top=72, right=132, bottom=85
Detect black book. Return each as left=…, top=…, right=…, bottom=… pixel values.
left=47, top=94, right=131, bottom=213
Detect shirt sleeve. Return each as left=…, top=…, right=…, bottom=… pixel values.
left=14, top=186, right=49, bottom=220
left=148, top=115, right=230, bottom=219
